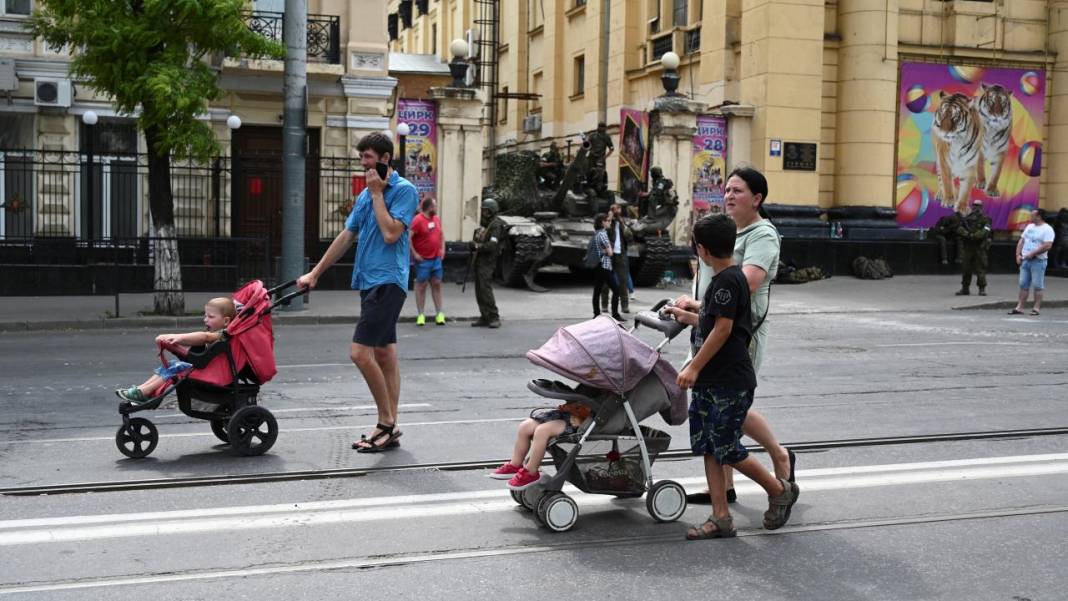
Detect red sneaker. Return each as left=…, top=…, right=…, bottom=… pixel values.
left=507, top=467, right=547, bottom=490
left=487, top=462, right=521, bottom=480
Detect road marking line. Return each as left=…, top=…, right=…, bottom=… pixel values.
left=2, top=453, right=1066, bottom=546
left=0, top=417, right=526, bottom=445
left=152, top=403, right=432, bottom=419
left=875, top=341, right=1028, bottom=347
left=2, top=504, right=1065, bottom=595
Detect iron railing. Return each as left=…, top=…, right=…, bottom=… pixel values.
left=246, top=11, right=341, bottom=64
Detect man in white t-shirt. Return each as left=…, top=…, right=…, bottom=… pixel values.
left=1010, top=209, right=1055, bottom=316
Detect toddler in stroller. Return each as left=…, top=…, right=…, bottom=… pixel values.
left=114, top=297, right=236, bottom=403
left=500, top=310, right=692, bottom=532
left=112, top=280, right=306, bottom=460
left=488, top=402, right=592, bottom=490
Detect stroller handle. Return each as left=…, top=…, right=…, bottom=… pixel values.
left=270, top=285, right=311, bottom=310
left=633, top=298, right=688, bottom=342
left=266, top=279, right=300, bottom=296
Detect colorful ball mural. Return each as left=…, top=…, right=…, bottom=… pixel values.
left=1008, top=205, right=1035, bottom=230
left=1018, top=141, right=1042, bottom=177
left=905, top=84, right=930, bottom=113
left=948, top=65, right=985, bottom=84
left=1020, top=71, right=1041, bottom=96
left=895, top=173, right=930, bottom=224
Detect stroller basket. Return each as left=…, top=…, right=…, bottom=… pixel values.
left=549, top=426, right=671, bottom=496
left=176, top=381, right=260, bottom=421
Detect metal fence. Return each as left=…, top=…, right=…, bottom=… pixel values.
left=0, top=149, right=363, bottom=295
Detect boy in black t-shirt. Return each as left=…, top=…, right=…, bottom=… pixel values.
left=665, top=214, right=800, bottom=539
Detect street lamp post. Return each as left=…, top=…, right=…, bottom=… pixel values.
left=218, top=115, right=242, bottom=238
left=396, top=122, right=410, bottom=179
left=660, top=51, right=681, bottom=96
left=448, top=39, right=470, bottom=87
left=82, top=110, right=98, bottom=250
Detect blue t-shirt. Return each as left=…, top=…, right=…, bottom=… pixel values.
left=344, top=171, right=418, bottom=290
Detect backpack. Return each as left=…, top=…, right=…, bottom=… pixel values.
left=583, top=236, right=600, bottom=268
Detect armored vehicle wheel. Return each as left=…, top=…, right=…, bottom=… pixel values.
left=631, top=236, right=674, bottom=287
left=646, top=480, right=687, bottom=523
left=227, top=406, right=278, bottom=456
left=499, top=234, right=545, bottom=288
left=536, top=492, right=579, bottom=532
left=115, top=418, right=158, bottom=459
left=210, top=419, right=230, bottom=443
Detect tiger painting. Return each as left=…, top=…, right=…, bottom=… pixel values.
left=974, top=83, right=1013, bottom=198
left=932, top=91, right=984, bottom=214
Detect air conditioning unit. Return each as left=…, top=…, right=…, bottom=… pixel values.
left=465, top=28, right=479, bottom=58
left=523, top=114, right=542, bottom=133
left=34, top=78, right=72, bottom=108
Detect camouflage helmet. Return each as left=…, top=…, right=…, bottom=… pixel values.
left=481, top=198, right=500, bottom=215
left=650, top=166, right=663, bottom=179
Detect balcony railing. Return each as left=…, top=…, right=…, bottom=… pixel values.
left=247, top=11, right=341, bottom=65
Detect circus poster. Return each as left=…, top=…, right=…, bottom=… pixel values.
left=895, top=63, right=1045, bottom=231
left=692, top=115, right=728, bottom=217
left=618, top=108, right=649, bottom=205
left=396, top=99, right=438, bottom=197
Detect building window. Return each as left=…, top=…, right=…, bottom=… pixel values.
left=431, top=23, right=437, bottom=54
left=2, top=0, right=32, bottom=16
left=573, top=55, right=584, bottom=97
left=530, top=71, right=543, bottom=113
left=0, top=113, right=33, bottom=148
left=499, top=86, right=508, bottom=123
left=672, top=0, right=687, bottom=27
left=527, top=0, right=543, bottom=31
left=574, top=0, right=586, bottom=6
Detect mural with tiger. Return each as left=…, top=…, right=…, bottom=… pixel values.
left=932, top=91, right=983, bottom=215
left=974, top=83, right=1013, bottom=198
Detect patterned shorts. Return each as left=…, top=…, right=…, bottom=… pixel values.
left=530, top=408, right=577, bottom=435
left=688, top=386, right=754, bottom=465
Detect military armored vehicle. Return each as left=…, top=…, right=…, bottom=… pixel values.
left=488, top=143, right=677, bottom=290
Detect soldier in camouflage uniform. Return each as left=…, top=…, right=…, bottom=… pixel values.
left=956, top=200, right=992, bottom=296
left=537, top=142, right=565, bottom=189
left=932, top=210, right=964, bottom=265
left=472, top=198, right=504, bottom=328
left=585, top=122, right=614, bottom=192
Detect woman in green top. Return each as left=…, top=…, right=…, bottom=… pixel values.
left=687, top=166, right=795, bottom=502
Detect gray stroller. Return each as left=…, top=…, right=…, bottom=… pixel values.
left=518, top=306, right=689, bottom=532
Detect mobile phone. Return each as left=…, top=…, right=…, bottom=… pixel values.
left=375, top=161, right=389, bottom=180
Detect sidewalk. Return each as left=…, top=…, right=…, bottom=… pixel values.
left=0, top=273, right=1065, bottom=332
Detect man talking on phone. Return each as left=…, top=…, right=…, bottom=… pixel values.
left=297, top=132, right=418, bottom=453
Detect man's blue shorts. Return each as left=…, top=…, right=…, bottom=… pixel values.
left=414, top=257, right=444, bottom=283
left=353, top=284, right=406, bottom=347
left=1019, top=257, right=1047, bottom=291
left=689, top=386, right=754, bottom=465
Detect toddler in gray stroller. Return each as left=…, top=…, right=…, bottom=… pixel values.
left=496, top=308, right=690, bottom=532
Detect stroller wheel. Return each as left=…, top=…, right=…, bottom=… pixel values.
left=646, top=480, right=687, bottom=523
left=210, top=419, right=230, bottom=444
left=509, top=489, right=532, bottom=510
left=227, top=406, right=278, bottom=456
left=115, top=418, right=158, bottom=459
left=535, top=492, right=579, bottom=533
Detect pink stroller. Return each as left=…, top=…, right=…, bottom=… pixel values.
left=515, top=305, right=690, bottom=532
left=114, top=280, right=306, bottom=459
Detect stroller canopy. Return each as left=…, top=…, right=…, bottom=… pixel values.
left=526, top=315, right=687, bottom=425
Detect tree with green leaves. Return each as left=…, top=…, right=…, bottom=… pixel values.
left=30, top=0, right=284, bottom=315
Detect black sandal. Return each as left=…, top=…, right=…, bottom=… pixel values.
left=353, top=423, right=402, bottom=453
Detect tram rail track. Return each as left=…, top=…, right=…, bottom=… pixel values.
left=3, top=426, right=1066, bottom=497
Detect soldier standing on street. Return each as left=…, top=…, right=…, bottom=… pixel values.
left=472, top=198, right=504, bottom=328
left=956, top=200, right=992, bottom=296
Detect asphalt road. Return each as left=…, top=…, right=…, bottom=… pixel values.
left=1, top=302, right=1066, bottom=600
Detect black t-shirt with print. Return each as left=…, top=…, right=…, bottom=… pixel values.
left=690, top=265, right=756, bottom=390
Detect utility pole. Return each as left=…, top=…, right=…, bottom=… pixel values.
left=281, top=0, right=307, bottom=310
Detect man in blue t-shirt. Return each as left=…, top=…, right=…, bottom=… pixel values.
left=298, top=132, right=418, bottom=453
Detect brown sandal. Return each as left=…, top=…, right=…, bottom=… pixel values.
left=685, top=515, right=736, bottom=540
left=763, top=478, right=800, bottom=530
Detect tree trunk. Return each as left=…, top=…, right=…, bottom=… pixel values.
left=145, top=124, right=185, bottom=315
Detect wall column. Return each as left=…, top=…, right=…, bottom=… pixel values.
left=738, top=0, right=823, bottom=205
left=431, top=86, right=484, bottom=242
left=1046, top=2, right=1068, bottom=212
left=649, top=97, right=701, bottom=244
left=833, top=0, right=898, bottom=208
